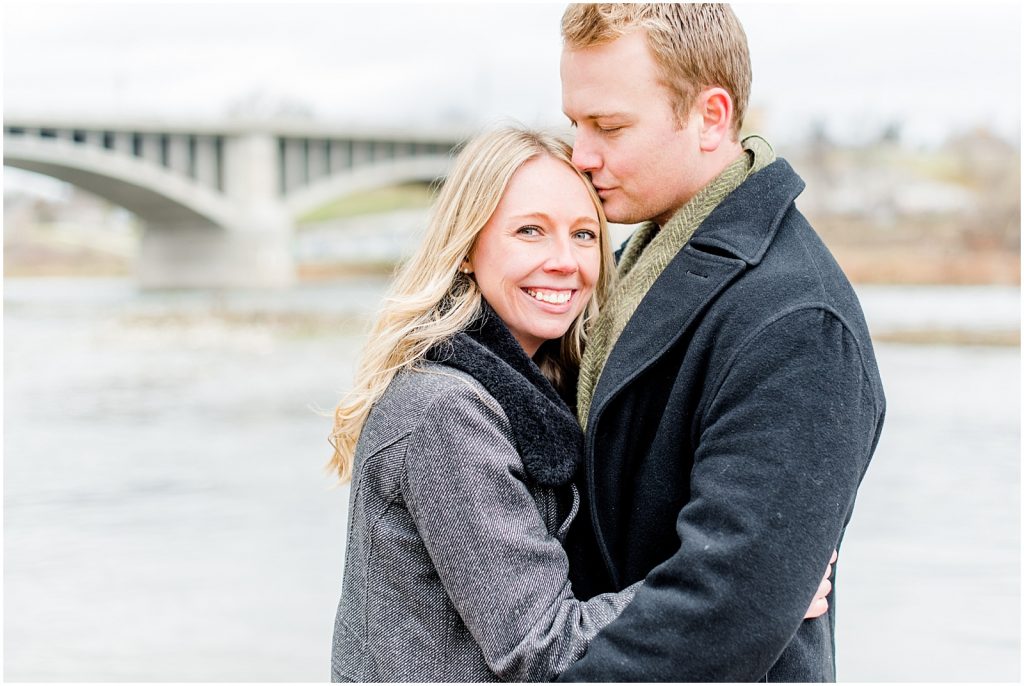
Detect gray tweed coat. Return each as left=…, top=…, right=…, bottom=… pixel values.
left=331, top=310, right=638, bottom=682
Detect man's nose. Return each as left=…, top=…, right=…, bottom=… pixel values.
left=571, top=130, right=601, bottom=173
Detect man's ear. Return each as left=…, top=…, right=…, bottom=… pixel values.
left=695, top=87, right=734, bottom=152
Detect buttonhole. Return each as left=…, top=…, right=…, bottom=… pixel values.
left=686, top=270, right=709, bottom=279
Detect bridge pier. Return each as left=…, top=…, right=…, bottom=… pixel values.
left=138, top=131, right=297, bottom=289
left=138, top=221, right=294, bottom=289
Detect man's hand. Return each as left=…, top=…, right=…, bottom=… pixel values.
left=803, top=549, right=838, bottom=619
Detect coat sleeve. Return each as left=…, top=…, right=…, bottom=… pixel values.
left=560, top=306, right=885, bottom=682
left=401, top=378, right=641, bottom=682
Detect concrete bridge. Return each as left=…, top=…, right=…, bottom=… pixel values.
left=3, top=117, right=467, bottom=288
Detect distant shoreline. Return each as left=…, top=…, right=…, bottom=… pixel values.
left=6, top=237, right=1018, bottom=287
left=4, top=271, right=1018, bottom=348
left=830, top=247, right=1020, bottom=286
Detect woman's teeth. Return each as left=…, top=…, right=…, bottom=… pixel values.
left=525, top=288, right=572, bottom=304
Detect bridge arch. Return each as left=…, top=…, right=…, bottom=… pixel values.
left=284, top=154, right=450, bottom=221
left=4, top=138, right=236, bottom=230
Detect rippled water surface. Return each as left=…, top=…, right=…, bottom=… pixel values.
left=4, top=278, right=1019, bottom=681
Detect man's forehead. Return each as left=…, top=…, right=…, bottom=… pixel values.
left=560, top=78, right=637, bottom=119
left=560, top=35, right=667, bottom=116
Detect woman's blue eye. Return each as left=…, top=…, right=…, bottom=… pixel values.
left=518, top=225, right=541, bottom=236
left=574, top=230, right=597, bottom=241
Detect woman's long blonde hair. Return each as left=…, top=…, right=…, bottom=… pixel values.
left=328, top=126, right=614, bottom=483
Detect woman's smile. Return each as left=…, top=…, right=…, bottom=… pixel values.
left=522, top=287, right=576, bottom=307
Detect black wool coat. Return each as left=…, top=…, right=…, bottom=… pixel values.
left=560, top=158, right=886, bottom=682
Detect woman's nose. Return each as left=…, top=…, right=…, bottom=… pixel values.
left=543, top=236, right=579, bottom=274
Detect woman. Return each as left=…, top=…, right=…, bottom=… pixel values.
left=327, top=127, right=831, bottom=682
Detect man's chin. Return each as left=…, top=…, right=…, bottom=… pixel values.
left=600, top=201, right=628, bottom=225
left=604, top=206, right=644, bottom=226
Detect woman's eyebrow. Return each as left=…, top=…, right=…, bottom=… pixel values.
left=506, top=212, right=552, bottom=222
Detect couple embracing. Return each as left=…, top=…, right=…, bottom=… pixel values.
left=328, top=4, right=885, bottom=682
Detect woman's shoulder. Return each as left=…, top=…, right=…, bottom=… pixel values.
left=389, top=361, right=502, bottom=414
left=359, top=361, right=510, bottom=454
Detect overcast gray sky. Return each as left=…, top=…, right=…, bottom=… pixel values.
left=4, top=1, right=1021, bottom=148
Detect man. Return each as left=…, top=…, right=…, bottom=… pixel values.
left=557, top=4, right=886, bottom=682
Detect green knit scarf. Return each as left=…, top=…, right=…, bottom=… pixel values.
left=577, top=135, right=776, bottom=429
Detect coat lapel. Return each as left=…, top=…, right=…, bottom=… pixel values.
left=587, top=248, right=744, bottom=434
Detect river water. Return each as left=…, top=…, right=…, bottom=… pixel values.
left=3, top=277, right=1019, bottom=681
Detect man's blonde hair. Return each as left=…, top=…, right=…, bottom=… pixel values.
left=562, top=3, right=751, bottom=137
left=328, top=127, right=614, bottom=483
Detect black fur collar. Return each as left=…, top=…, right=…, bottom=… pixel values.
left=424, top=304, right=582, bottom=487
